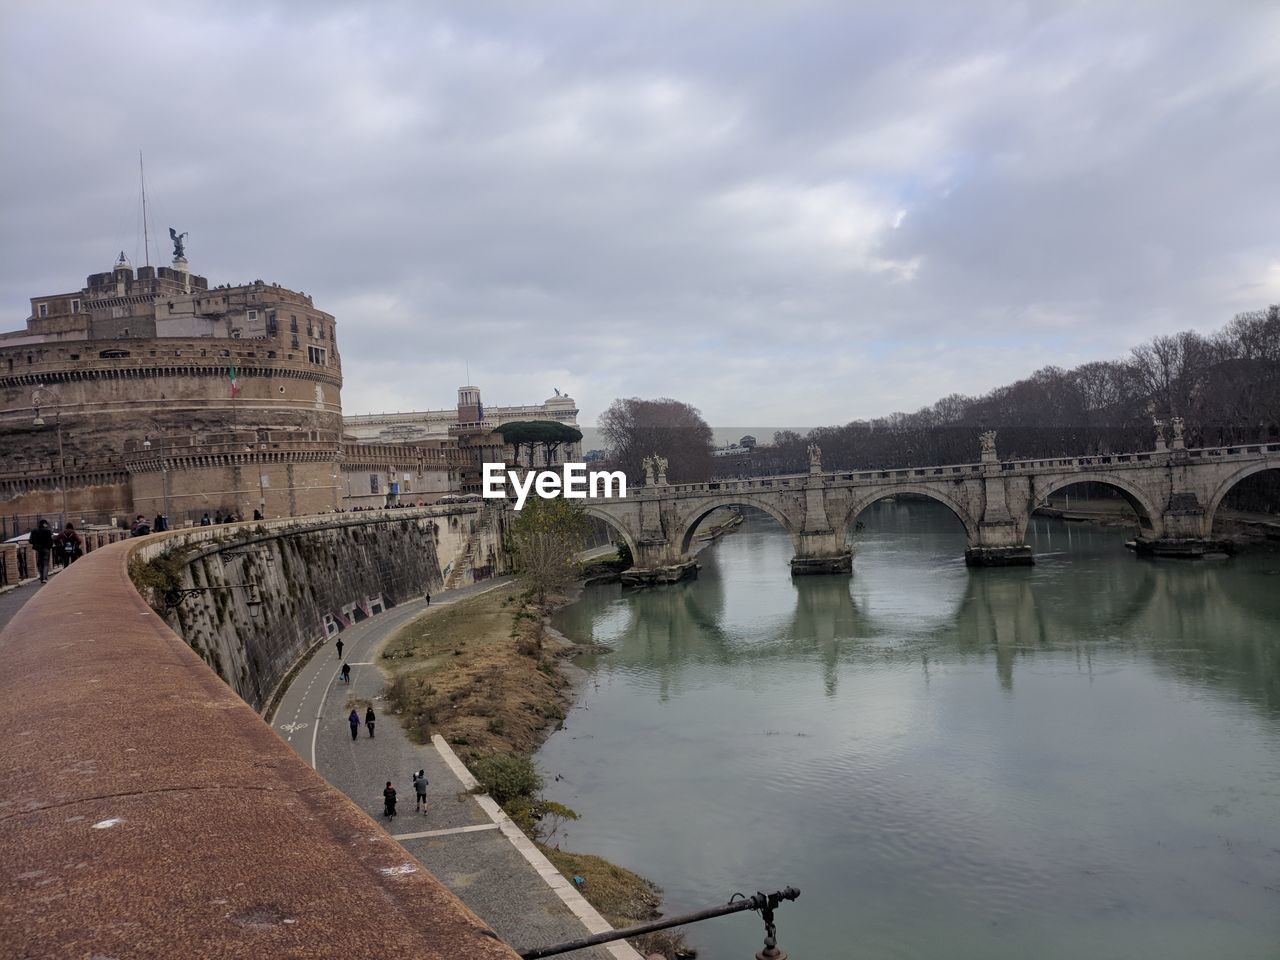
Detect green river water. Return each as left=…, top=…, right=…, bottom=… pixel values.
left=541, top=501, right=1280, bottom=959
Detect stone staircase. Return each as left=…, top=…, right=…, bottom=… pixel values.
left=443, top=534, right=475, bottom=591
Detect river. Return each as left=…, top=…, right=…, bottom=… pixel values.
left=540, top=500, right=1280, bottom=959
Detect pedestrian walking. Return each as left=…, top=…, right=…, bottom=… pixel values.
left=336, top=638, right=344, bottom=659
left=29, top=519, right=53, bottom=584
left=413, top=769, right=429, bottom=812
left=382, top=781, right=397, bottom=819
left=348, top=709, right=360, bottom=741
left=340, top=662, right=351, bottom=684
left=365, top=706, right=376, bottom=738
left=59, top=522, right=82, bottom=566
left=425, top=591, right=431, bottom=606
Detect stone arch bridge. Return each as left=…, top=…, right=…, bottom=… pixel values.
left=583, top=438, right=1280, bottom=581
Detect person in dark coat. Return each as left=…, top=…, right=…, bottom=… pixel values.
left=336, top=638, right=344, bottom=659
left=29, top=519, right=54, bottom=583
left=348, top=709, right=360, bottom=741
left=340, top=662, right=351, bottom=684
left=383, top=781, right=397, bottom=818
left=57, top=522, right=82, bottom=566
left=365, top=706, right=376, bottom=738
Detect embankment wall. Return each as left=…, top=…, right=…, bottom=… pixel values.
left=131, top=505, right=507, bottom=710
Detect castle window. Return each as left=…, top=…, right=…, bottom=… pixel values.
left=37, top=303, right=47, bottom=318
left=370, top=474, right=381, bottom=494
left=290, top=315, right=298, bottom=333
left=307, top=320, right=314, bottom=337
left=266, top=311, right=277, bottom=335
left=247, top=310, right=258, bottom=322
left=70, top=299, right=80, bottom=314
left=308, top=346, right=326, bottom=364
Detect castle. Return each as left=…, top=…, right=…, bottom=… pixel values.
left=0, top=250, right=579, bottom=528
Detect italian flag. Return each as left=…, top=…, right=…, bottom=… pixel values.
left=229, top=364, right=239, bottom=397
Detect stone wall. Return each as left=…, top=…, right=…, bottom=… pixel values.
left=0, top=537, right=519, bottom=960
left=131, top=505, right=508, bottom=710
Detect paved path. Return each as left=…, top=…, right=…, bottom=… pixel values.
left=0, top=558, right=76, bottom=632
left=271, top=577, right=634, bottom=960
left=0, top=579, right=43, bottom=633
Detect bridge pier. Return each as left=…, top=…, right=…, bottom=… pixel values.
left=621, top=538, right=699, bottom=587
left=1134, top=489, right=1234, bottom=558
left=969, top=447, right=1035, bottom=566
left=789, top=531, right=852, bottom=575
left=1133, top=537, right=1234, bottom=558
left=965, top=543, right=1034, bottom=566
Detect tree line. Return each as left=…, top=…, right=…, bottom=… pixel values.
left=752, top=303, right=1280, bottom=474
left=597, top=305, right=1280, bottom=513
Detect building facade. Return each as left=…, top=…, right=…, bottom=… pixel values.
left=1, top=253, right=344, bottom=524
left=343, top=386, right=582, bottom=498
left=1, top=251, right=586, bottom=526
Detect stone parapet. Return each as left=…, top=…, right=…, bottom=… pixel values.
left=0, top=540, right=519, bottom=959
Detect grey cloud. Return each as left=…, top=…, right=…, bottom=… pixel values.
left=2, top=1, right=1277, bottom=428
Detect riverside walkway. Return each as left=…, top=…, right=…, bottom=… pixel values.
left=271, top=578, right=640, bottom=960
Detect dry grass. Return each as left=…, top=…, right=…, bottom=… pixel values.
left=537, top=847, right=694, bottom=958
left=381, top=584, right=572, bottom=758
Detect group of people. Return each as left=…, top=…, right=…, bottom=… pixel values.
left=198, top=511, right=245, bottom=526
left=346, top=501, right=429, bottom=512
left=348, top=706, right=376, bottom=740
left=381, top=770, right=430, bottom=819
left=332, top=638, right=429, bottom=821
left=27, top=519, right=82, bottom=583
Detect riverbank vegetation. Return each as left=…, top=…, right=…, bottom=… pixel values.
left=381, top=523, right=695, bottom=957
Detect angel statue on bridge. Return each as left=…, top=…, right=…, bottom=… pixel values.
left=642, top=455, right=656, bottom=486
left=980, top=430, right=998, bottom=459
left=807, top=443, right=822, bottom=472
left=654, top=454, right=668, bottom=484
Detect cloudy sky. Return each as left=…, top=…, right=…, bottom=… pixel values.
left=2, top=1, right=1278, bottom=427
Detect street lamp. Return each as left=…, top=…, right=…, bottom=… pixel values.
left=32, top=385, right=68, bottom=526
left=163, top=582, right=262, bottom=618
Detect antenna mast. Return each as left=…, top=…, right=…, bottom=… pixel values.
left=139, top=150, right=151, bottom=267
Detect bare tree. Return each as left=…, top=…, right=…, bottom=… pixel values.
left=510, top=497, right=588, bottom=605
left=598, top=397, right=715, bottom=483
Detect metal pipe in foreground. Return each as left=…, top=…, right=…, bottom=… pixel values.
left=519, top=886, right=800, bottom=959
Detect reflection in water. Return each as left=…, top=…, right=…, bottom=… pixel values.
left=543, top=502, right=1280, bottom=959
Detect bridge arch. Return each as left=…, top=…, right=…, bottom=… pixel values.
left=675, top=495, right=801, bottom=557
left=1027, top=472, right=1160, bottom=535
left=840, top=484, right=981, bottom=543
left=1205, top=461, right=1280, bottom=533
left=582, top=504, right=640, bottom=560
